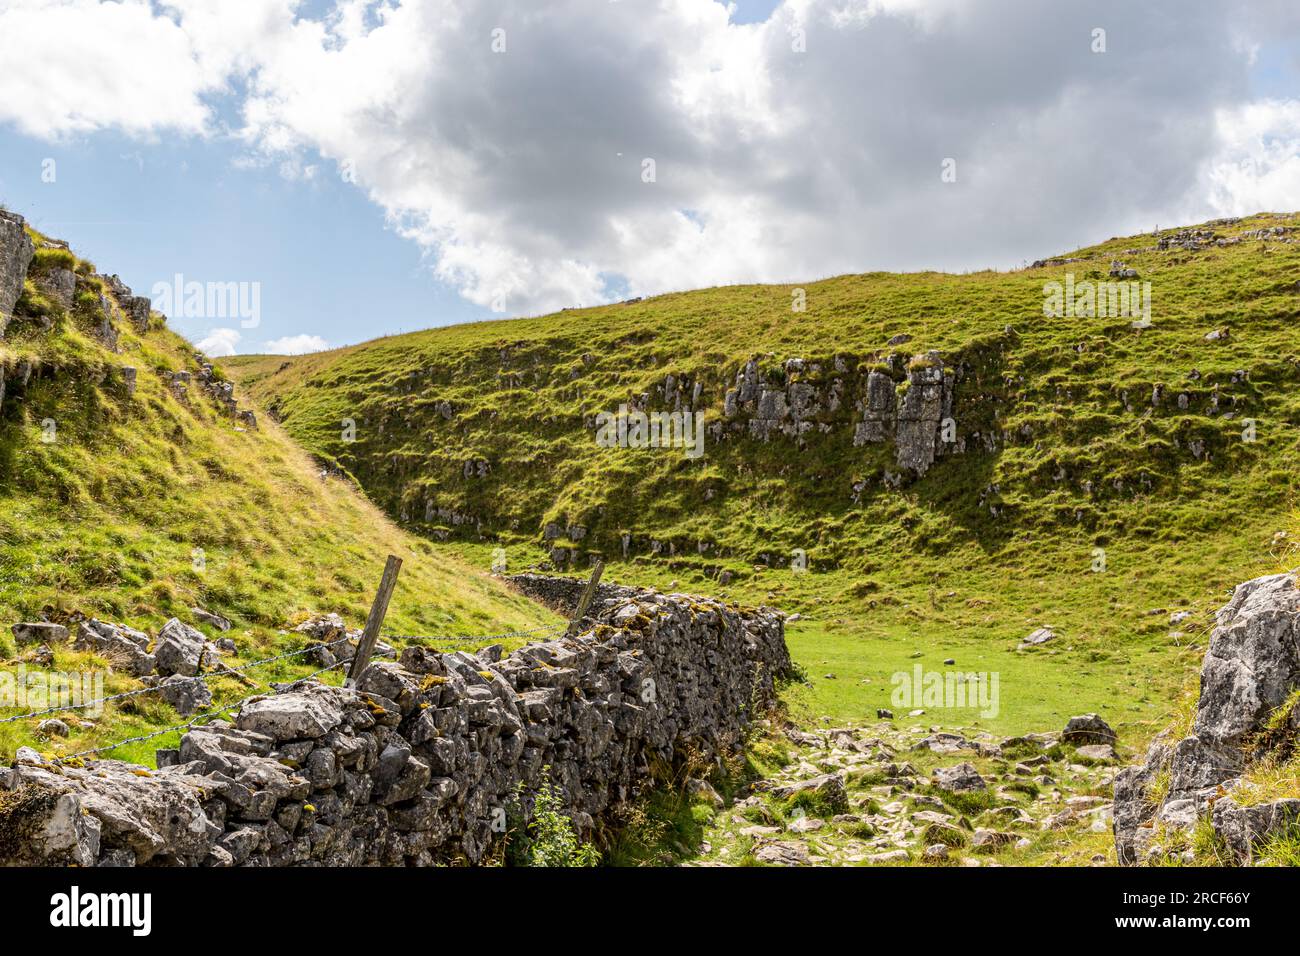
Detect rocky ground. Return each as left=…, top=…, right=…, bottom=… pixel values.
left=688, top=714, right=1121, bottom=867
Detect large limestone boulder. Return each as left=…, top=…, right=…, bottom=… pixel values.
left=1113, top=570, right=1300, bottom=864
left=154, top=618, right=218, bottom=677
left=0, top=210, right=35, bottom=337
left=74, top=619, right=156, bottom=676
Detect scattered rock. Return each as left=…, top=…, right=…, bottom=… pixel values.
left=1019, top=627, right=1055, bottom=649
left=37, top=718, right=70, bottom=738
left=11, top=622, right=69, bottom=646
left=1062, top=714, right=1116, bottom=746
left=191, top=607, right=232, bottom=632
left=933, top=762, right=986, bottom=792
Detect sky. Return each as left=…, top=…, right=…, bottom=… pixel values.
left=0, top=0, right=1297, bottom=356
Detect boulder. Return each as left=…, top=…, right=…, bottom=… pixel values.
left=933, top=762, right=986, bottom=792
left=1019, top=627, right=1056, bottom=649
left=157, top=675, right=213, bottom=717
left=1114, top=571, right=1300, bottom=864
left=1062, top=714, right=1116, bottom=746
left=11, top=622, right=69, bottom=646
left=74, top=619, right=156, bottom=677
left=191, top=607, right=232, bottom=632
left=1212, top=796, right=1300, bottom=864
left=154, top=618, right=217, bottom=677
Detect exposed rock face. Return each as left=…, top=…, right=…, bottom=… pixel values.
left=0, top=582, right=790, bottom=867
left=1113, top=571, right=1300, bottom=865
left=853, top=370, right=896, bottom=444
left=0, top=210, right=36, bottom=338
left=894, top=353, right=954, bottom=475
left=718, top=351, right=959, bottom=478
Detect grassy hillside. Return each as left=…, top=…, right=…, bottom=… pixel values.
left=228, top=212, right=1300, bottom=743
left=0, top=216, right=559, bottom=764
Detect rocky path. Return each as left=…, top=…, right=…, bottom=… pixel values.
left=689, top=715, right=1120, bottom=867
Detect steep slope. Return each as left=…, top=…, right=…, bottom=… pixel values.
left=0, top=210, right=558, bottom=763
left=228, top=212, right=1300, bottom=745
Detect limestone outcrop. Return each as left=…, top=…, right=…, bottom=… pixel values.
left=0, top=209, right=36, bottom=338
left=1113, top=570, right=1300, bottom=864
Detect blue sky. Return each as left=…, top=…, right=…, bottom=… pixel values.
left=0, top=0, right=1296, bottom=355
left=0, top=0, right=785, bottom=353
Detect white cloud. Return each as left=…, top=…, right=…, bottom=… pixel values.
left=3, top=0, right=1299, bottom=317
left=263, top=334, right=329, bottom=354
left=0, top=0, right=218, bottom=138
left=1199, top=99, right=1300, bottom=217
left=197, top=327, right=241, bottom=357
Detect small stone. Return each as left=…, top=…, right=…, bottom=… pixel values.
left=1018, top=627, right=1055, bottom=649
left=37, top=718, right=70, bottom=737
left=191, top=607, right=233, bottom=632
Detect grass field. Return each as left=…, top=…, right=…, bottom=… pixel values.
left=0, top=218, right=559, bottom=765
left=228, top=212, right=1300, bottom=751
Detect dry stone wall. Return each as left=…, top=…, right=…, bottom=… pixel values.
left=0, top=580, right=790, bottom=867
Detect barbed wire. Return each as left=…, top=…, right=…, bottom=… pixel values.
left=52, top=660, right=356, bottom=764
left=0, top=633, right=356, bottom=727
left=389, top=621, right=567, bottom=644
left=1, top=618, right=564, bottom=731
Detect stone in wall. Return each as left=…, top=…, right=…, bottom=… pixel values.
left=0, top=580, right=791, bottom=867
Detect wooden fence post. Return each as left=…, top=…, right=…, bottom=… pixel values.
left=566, top=559, right=605, bottom=638
left=346, top=554, right=402, bottom=686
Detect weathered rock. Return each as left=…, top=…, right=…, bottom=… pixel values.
left=157, top=675, right=213, bottom=717
left=236, top=685, right=346, bottom=741
left=191, top=607, right=232, bottom=632
left=1075, top=743, right=1117, bottom=762
left=0, top=210, right=35, bottom=337
left=1212, top=796, right=1300, bottom=864
left=895, top=353, right=951, bottom=475
left=11, top=622, right=69, bottom=646
left=74, top=619, right=156, bottom=677
left=1114, top=571, right=1300, bottom=864
left=933, top=762, right=986, bottom=792
left=154, top=618, right=217, bottom=677
left=1019, top=627, right=1056, bottom=649
left=1062, top=714, right=1116, bottom=746
left=0, top=579, right=791, bottom=868
left=769, top=773, right=849, bottom=813
left=754, top=841, right=810, bottom=866
left=36, top=718, right=70, bottom=738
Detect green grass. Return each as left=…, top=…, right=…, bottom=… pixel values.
left=0, top=217, right=560, bottom=764
left=226, top=211, right=1300, bottom=752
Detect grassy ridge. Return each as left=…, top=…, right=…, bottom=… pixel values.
left=0, top=219, right=559, bottom=764
left=228, top=212, right=1300, bottom=741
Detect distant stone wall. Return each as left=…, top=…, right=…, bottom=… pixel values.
left=0, top=581, right=790, bottom=867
